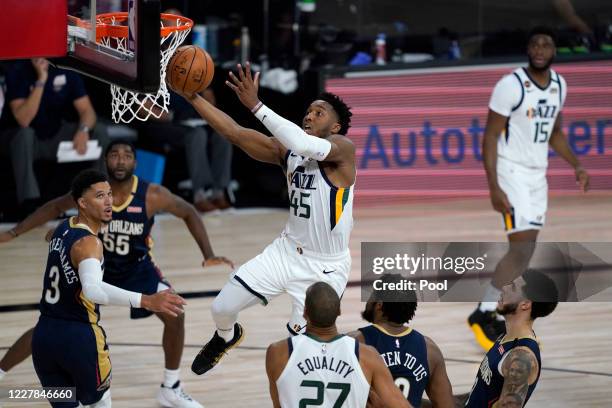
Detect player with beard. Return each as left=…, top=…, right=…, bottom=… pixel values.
left=31, top=169, right=186, bottom=407
left=468, top=26, right=589, bottom=350
left=0, top=140, right=231, bottom=408
left=463, top=269, right=558, bottom=407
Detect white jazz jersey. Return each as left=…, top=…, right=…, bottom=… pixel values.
left=277, top=334, right=370, bottom=408
left=284, top=150, right=354, bottom=254
left=489, top=67, right=567, bottom=169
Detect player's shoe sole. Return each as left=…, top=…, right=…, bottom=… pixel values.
left=468, top=307, right=504, bottom=351
left=191, top=323, right=244, bottom=375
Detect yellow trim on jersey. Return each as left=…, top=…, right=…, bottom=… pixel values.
left=112, top=175, right=139, bottom=212
left=373, top=324, right=413, bottom=337
left=335, top=188, right=345, bottom=225
left=503, top=212, right=513, bottom=231
left=79, top=292, right=112, bottom=386
left=69, top=217, right=95, bottom=235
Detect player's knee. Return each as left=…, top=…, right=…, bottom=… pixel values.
left=157, top=310, right=185, bottom=328
left=211, top=295, right=237, bottom=320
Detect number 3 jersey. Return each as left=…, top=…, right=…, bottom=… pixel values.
left=102, top=176, right=155, bottom=278
left=276, top=334, right=370, bottom=408
left=489, top=67, right=566, bottom=170
left=284, top=150, right=354, bottom=255
left=40, top=217, right=102, bottom=324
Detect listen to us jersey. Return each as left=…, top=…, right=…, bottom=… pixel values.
left=283, top=150, right=354, bottom=254
left=102, top=176, right=155, bottom=278
left=40, top=217, right=102, bottom=324
left=489, top=67, right=567, bottom=169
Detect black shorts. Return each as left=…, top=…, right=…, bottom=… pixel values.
left=104, top=261, right=172, bottom=319
left=32, top=315, right=111, bottom=407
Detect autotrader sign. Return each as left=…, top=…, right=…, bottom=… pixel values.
left=325, top=60, right=612, bottom=204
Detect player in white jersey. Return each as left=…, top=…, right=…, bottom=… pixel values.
left=172, top=62, right=356, bottom=375
left=267, top=282, right=411, bottom=408
left=469, top=26, right=590, bottom=350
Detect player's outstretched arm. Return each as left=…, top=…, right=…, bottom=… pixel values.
left=182, top=92, right=286, bottom=165
left=266, top=340, right=289, bottom=408
left=227, top=62, right=355, bottom=165
left=549, top=115, right=589, bottom=191
left=482, top=109, right=511, bottom=213
left=424, top=337, right=454, bottom=408
left=363, top=345, right=412, bottom=408
left=493, top=346, right=539, bottom=408
left=72, top=235, right=186, bottom=316
left=146, top=184, right=233, bottom=269
left=0, top=193, right=74, bottom=243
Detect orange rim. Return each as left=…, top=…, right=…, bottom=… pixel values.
left=69, top=13, right=193, bottom=42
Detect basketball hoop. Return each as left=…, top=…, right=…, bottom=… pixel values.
left=93, top=13, right=193, bottom=123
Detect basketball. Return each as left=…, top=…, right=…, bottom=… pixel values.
left=166, top=45, right=214, bottom=95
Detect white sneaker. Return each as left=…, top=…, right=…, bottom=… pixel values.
left=157, top=381, right=203, bottom=408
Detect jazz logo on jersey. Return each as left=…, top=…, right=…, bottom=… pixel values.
left=526, top=99, right=557, bottom=119
left=288, top=166, right=316, bottom=190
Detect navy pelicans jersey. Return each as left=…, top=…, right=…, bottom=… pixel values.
left=40, top=217, right=101, bottom=324
left=465, top=337, right=541, bottom=407
left=489, top=67, right=566, bottom=169
left=284, top=150, right=354, bottom=254
left=359, top=324, right=429, bottom=407
left=276, top=334, right=369, bottom=408
left=102, top=176, right=155, bottom=277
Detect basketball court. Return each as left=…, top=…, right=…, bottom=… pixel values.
left=1, top=0, right=612, bottom=407
left=1, top=194, right=611, bottom=406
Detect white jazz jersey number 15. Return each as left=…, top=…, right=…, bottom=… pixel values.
left=284, top=151, right=354, bottom=254
left=489, top=67, right=567, bottom=169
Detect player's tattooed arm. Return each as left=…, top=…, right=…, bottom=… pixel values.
left=494, top=347, right=538, bottom=407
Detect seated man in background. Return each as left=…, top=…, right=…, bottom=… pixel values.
left=0, top=58, right=109, bottom=208
left=135, top=87, right=233, bottom=212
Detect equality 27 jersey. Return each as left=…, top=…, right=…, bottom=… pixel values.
left=359, top=324, right=429, bottom=407
left=489, top=67, right=567, bottom=169
left=283, top=150, right=354, bottom=254
left=276, top=334, right=370, bottom=408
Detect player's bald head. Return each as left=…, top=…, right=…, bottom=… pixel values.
left=304, top=282, right=341, bottom=328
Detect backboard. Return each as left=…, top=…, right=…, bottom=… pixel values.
left=59, top=0, right=161, bottom=92
left=0, top=0, right=160, bottom=93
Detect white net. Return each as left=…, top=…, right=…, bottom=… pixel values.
left=99, top=15, right=192, bottom=123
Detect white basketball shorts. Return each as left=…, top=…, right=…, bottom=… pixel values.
left=232, top=233, right=351, bottom=334
left=497, top=157, right=548, bottom=234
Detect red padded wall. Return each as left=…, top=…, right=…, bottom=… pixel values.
left=0, top=0, right=67, bottom=59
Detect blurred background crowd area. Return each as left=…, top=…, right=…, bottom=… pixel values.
left=0, top=0, right=610, bottom=221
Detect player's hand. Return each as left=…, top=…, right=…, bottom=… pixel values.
left=203, top=256, right=234, bottom=270
left=225, top=61, right=261, bottom=111
left=489, top=185, right=511, bottom=213
left=141, top=289, right=186, bottom=317
left=575, top=166, right=590, bottom=192
left=73, top=131, right=90, bottom=155
left=0, top=230, right=15, bottom=243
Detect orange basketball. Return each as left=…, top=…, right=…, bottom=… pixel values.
left=166, top=45, right=214, bottom=95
